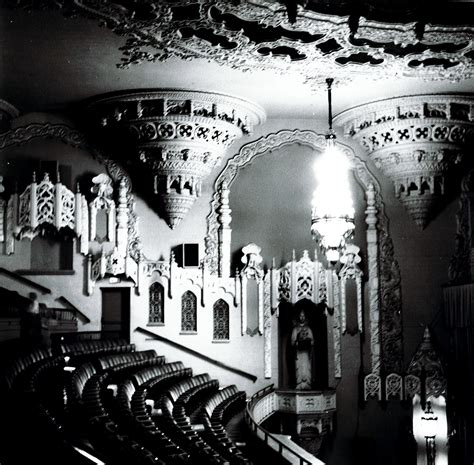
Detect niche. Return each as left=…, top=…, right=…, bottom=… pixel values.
left=278, top=299, right=328, bottom=390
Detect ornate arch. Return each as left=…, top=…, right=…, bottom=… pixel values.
left=181, top=290, right=198, bottom=333
left=204, top=129, right=403, bottom=373
left=149, top=281, right=165, bottom=325
left=213, top=298, right=230, bottom=341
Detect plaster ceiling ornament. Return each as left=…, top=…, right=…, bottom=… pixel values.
left=7, top=1, right=474, bottom=86
left=334, top=95, right=474, bottom=228
left=86, top=89, right=265, bottom=229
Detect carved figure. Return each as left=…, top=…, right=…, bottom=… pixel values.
left=91, top=173, right=113, bottom=199
left=241, top=243, right=263, bottom=276
left=291, top=309, right=314, bottom=390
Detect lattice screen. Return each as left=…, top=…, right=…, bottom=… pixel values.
left=181, top=290, right=197, bottom=332
left=149, top=282, right=164, bottom=324
left=213, top=298, right=229, bottom=340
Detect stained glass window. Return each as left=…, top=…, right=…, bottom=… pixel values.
left=149, top=282, right=164, bottom=324
left=213, top=299, right=229, bottom=340
left=181, top=291, right=197, bottom=332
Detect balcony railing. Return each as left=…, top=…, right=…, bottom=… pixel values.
left=245, top=385, right=325, bottom=465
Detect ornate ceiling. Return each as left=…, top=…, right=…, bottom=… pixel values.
left=2, top=1, right=473, bottom=216
left=6, top=0, right=474, bottom=87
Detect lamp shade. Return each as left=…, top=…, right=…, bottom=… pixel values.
left=311, top=141, right=355, bottom=260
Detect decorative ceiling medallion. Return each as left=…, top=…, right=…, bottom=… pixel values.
left=86, top=89, right=265, bottom=229
left=8, top=0, right=474, bottom=84
left=334, top=95, right=474, bottom=228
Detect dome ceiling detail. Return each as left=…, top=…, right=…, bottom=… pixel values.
left=7, top=0, right=474, bottom=86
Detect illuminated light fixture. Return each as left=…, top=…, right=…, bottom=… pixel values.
left=311, top=78, right=355, bottom=263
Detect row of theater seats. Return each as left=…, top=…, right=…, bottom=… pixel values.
left=0, top=338, right=256, bottom=465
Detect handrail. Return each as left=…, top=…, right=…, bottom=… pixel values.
left=0, top=267, right=51, bottom=294
left=55, top=296, right=91, bottom=323
left=135, top=326, right=257, bottom=383
left=245, top=384, right=314, bottom=465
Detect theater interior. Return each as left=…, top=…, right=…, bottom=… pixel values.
left=0, top=1, right=473, bottom=464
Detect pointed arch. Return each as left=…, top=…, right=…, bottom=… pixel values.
left=213, top=298, right=230, bottom=341
left=181, top=290, right=197, bottom=332
left=149, top=281, right=164, bottom=325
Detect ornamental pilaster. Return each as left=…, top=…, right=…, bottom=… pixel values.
left=335, top=95, right=474, bottom=228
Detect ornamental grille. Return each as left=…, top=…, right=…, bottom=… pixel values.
left=149, top=282, right=164, bottom=324
left=181, top=291, right=197, bottom=332
left=213, top=299, right=229, bottom=340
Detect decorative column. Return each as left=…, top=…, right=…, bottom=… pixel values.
left=116, top=178, right=129, bottom=257
left=445, top=170, right=474, bottom=464
left=365, top=183, right=381, bottom=374
left=89, top=174, right=116, bottom=243
left=240, top=243, right=264, bottom=336
left=29, top=172, right=38, bottom=230
left=0, top=176, right=4, bottom=244
left=338, top=244, right=363, bottom=334
left=332, top=268, right=342, bottom=378
left=86, top=90, right=265, bottom=229
left=335, top=95, right=474, bottom=228
left=6, top=188, right=18, bottom=254
left=449, top=169, right=474, bottom=284
left=263, top=272, right=272, bottom=378
left=217, top=182, right=232, bottom=278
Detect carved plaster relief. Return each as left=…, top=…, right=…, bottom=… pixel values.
left=338, top=244, right=363, bottom=334
left=10, top=1, right=474, bottom=84
left=206, top=129, right=402, bottom=375
left=0, top=176, right=5, bottom=244
left=86, top=90, right=265, bottom=229
left=449, top=169, right=474, bottom=284
left=407, top=327, right=446, bottom=399
left=335, top=95, right=474, bottom=228
left=240, top=243, right=264, bottom=335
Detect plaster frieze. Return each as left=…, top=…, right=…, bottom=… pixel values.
left=449, top=169, right=474, bottom=284
left=335, top=95, right=474, bottom=228
left=7, top=1, right=474, bottom=85
left=86, top=90, right=265, bottom=229
left=407, top=326, right=446, bottom=399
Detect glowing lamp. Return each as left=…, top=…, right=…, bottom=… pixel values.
left=311, top=78, right=355, bottom=262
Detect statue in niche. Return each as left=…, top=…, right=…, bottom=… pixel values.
left=291, top=309, right=314, bottom=390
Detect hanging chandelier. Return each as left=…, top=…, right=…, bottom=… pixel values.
left=311, top=78, right=355, bottom=263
